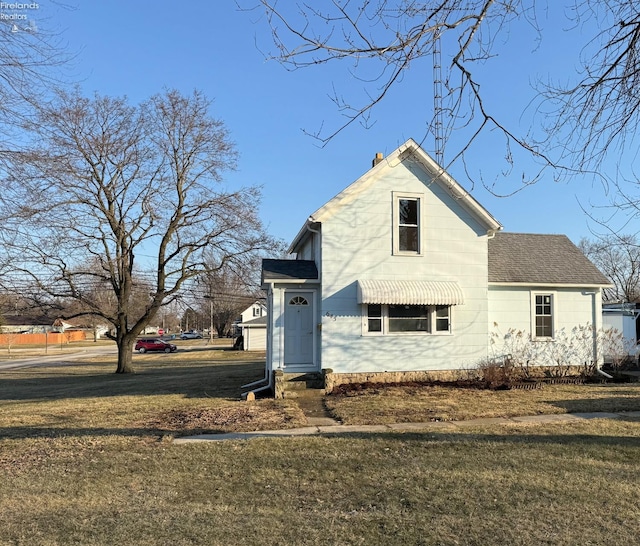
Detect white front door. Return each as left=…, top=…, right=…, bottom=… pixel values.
left=284, top=291, right=315, bottom=370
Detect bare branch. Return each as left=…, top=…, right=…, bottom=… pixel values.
left=0, top=88, right=279, bottom=373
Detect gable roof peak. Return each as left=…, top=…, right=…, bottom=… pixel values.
left=314, top=138, right=500, bottom=226
left=289, top=139, right=502, bottom=253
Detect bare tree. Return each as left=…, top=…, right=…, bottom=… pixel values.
left=198, top=259, right=264, bottom=338
left=249, top=1, right=640, bottom=180
left=541, top=2, right=640, bottom=170
left=0, top=88, right=276, bottom=373
left=579, top=234, right=640, bottom=302
left=0, top=10, right=70, bottom=147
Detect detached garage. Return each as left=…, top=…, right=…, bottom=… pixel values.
left=240, top=316, right=267, bottom=351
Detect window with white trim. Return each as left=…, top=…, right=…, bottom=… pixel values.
left=367, top=304, right=382, bottom=332
left=364, top=304, right=451, bottom=335
left=532, top=293, right=554, bottom=339
left=435, top=305, right=450, bottom=332
left=393, top=192, right=423, bottom=254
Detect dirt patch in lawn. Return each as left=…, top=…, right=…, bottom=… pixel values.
left=142, top=400, right=306, bottom=436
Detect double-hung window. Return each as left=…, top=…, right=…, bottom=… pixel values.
left=364, top=304, right=451, bottom=335
left=532, top=293, right=555, bottom=339
left=393, top=192, right=423, bottom=254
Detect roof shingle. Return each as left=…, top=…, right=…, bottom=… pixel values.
left=261, top=259, right=319, bottom=283
left=488, top=233, right=611, bottom=286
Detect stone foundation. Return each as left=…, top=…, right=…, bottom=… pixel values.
left=323, top=364, right=591, bottom=392
left=323, top=369, right=464, bottom=393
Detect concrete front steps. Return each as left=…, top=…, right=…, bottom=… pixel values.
left=276, top=372, right=325, bottom=398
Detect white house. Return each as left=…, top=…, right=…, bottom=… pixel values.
left=238, top=302, right=267, bottom=351
left=602, top=302, right=640, bottom=357
left=240, top=301, right=267, bottom=324
left=240, top=316, right=267, bottom=351
left=256, top=139, right=611, bottom=393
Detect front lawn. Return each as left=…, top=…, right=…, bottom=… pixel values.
left=1, top=354, right=640, bottom=545
left=325, top=381, right=640, bottom=424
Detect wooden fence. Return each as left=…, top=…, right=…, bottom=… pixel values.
left=0, top=330, right=86, bottom=346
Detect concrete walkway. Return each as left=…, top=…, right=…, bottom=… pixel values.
left=173, top=410, right=640, bottom=443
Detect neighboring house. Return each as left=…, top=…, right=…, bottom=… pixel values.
left=240, top=316, right=267, bottom=351
left=235, top=302, right=267, bottom=348
left=0, top=315, right=55, bottom=334
left=258, top=139, right=611, bottom=391
left=602, top=302, right=640, bottom=355
left=240, top=302, right=267, bottom=324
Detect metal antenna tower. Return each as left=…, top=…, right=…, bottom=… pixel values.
left=432, top=28, right=445, bottom=166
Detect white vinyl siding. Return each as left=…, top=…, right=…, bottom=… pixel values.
left=318, top=159, right=491, bottom=372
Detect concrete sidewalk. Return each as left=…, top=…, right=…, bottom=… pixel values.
left=173, top=410, right=640, bottom=443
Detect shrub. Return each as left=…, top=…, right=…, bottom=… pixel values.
left=489, top=322, right=632, bottom=379
left=475, top=355, right=519, bottom=389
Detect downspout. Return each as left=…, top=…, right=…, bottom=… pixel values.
left=241, top=373, right=273, bottom=399
left=241, top=283, right=274, bottom=398
left=583, top=290, right=612, bottom=378
left=305, top=219, right=321, bottom=372
left=241, top=374, right=269, bottom=390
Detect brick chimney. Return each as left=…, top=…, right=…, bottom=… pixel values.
left=372, top=152, right=384, bottom=168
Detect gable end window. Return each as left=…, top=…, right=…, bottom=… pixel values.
left=399, top=199, right=419, bottom=252
left=393, top=192, right=423, bottom=255
left=532, top=293, right=555, bottom=339
left=364, top=304, right=451, bottom=335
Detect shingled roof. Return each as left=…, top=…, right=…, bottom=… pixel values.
left=488, top=232, right=611, bottom=286
left=261, top=259, right=319, bottom=284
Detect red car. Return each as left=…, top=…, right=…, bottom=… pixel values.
left=134, top=338, right=177, bottom=353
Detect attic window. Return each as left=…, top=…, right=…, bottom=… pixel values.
left=399, top=199, right=419, bottom=251
left=393, top=192, right=423, bottom=255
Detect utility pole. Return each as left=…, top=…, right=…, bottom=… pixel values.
left=203, top=294, right=215, bottom=344
left=209, top=296, right=214, bottom=344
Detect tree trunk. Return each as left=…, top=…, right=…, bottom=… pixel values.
left=115, top=335, right=136, bottom=374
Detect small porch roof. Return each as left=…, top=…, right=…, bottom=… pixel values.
left=357, top=280, right=465, bottom=306
left=261, top=259, right=319, bottom=287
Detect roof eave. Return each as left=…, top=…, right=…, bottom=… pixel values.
left=489, top=282, right=613, bottom=288
left=288, top=218, right=321, bottom=255
left=261, top=278, right=321, bottom=289
left=311, top=138, right=502, bottom=233
left=403, top=141, right=503, bottom=232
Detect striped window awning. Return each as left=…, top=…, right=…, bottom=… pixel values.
left=356, top=279, right=464, bottom=306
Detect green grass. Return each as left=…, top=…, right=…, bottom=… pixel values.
left=1, top=353, right=640, bottom=545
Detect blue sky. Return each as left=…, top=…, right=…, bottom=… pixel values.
left=15, top=1, right=632, bottom=247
